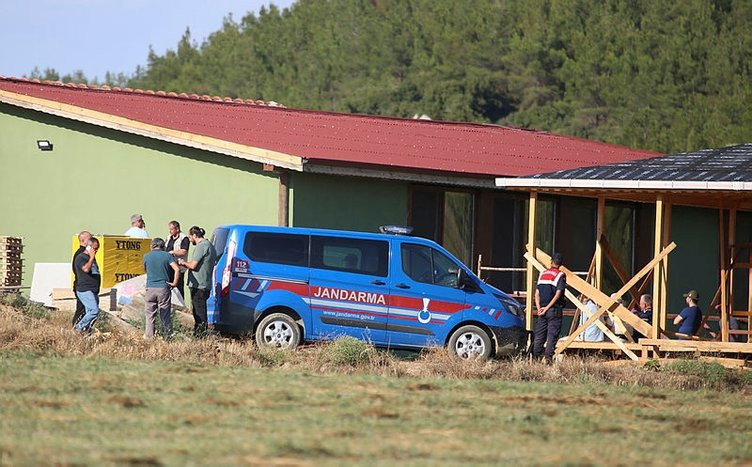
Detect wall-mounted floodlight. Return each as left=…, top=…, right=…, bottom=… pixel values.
left=36, top=140, right=53, bottom=151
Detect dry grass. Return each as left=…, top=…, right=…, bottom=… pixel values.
left=0, top=302, right=749, bottom=391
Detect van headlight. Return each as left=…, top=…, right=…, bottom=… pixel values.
left=495, top=294, right=523, bottom=317
left=505, top=300, right=523, bottom=317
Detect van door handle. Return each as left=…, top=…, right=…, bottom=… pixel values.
left=371, top=280, right=386, bottom=285
left=395, top=283, right=410, bottom=289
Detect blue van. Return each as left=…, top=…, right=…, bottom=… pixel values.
left=207, top=225, right=526, bottom=360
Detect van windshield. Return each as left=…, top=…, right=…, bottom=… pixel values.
left=211, top=228, right=230, bottom=258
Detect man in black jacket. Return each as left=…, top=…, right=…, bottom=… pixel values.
left=71, top=230, right=91, bottom=325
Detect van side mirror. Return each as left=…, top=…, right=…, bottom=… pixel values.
left=458, top=269, right=479, bottom=292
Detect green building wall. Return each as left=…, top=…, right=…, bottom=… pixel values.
left=289, top=172, right=408, bottom=233
left=666, top=205, right=720, bottom=329
left=0, top=104, right=279, bottom=287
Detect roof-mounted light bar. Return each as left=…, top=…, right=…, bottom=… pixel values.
left=379, top=225, right=414, bottom=235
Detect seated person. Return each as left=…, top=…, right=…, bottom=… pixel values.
left=578, top=299, right=608, bottom=342
left=673, top=290, right=702, bottom=339
left=632, top=294, right=653, bottom=341
left=706, top=304, right=741, bottom=342
left=608, top=294, right=632, bottom=339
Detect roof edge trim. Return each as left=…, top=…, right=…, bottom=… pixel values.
left=305, top=163, right=496, bottom=189
left=0, top=89, right=304, bottom=171
left=495, top=178, right=752, bottom=191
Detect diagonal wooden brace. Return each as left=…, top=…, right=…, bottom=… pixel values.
left=526, top=252, right=640, bottom=360
left=531, top=242, right=676, bottom=354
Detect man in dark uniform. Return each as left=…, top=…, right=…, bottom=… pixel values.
left=533, top=252, right=566, bottom=362
left=71, top=230, right=91, bottom=326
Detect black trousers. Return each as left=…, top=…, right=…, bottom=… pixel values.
left=72, top=280, right=86, bottom=326
left=532, top=307, right=563, bottom=360
left=190, top=287, right=209, bottom=336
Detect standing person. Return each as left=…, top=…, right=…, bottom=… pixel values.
left=73, top=237, right=101, bottom=335
left=673, top=289, right=702, bottom=339
left=533, top=253, right=566, bottom=362
left=143, top=238, right=180, bottom=339
left=178, top=226, right=216, bottom=337
left=71, top=230, right=91, bottom=326
left=124, top=214, right=149, bottom=238
left=165, top=220, right=189, bottom=302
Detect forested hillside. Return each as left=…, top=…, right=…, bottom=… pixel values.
left=35, top=0, right=752, bottom=154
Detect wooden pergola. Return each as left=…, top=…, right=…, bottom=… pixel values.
left=496, top=174, right=752, bottom=360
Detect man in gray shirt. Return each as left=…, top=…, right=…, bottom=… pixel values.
left=143, top=238, right=179, bottom=339
left=179, top=226, right=217, bottom=337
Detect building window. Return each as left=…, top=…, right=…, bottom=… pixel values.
left=409, top=187, right=474, bottom=266
left=603, top=202, right=636, bottom=296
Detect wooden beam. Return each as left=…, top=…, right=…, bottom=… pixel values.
left=570, top=253, right=597, bottom=335
left=278, top=170, right=290, bottom=227
left=600, top=235, right=642, bottom=305
left=595, top=197, right=606, bottom=289
left=524, top=192, right=538, bottom=331
left=652, top=195, right=664, bottom=339
left=659, top=198, right=672, bottom=333
left=728, top=208, right=737, bottom=342
left=563, top=341, right=643, bottom=351
left=526, top=252, right=640, bottom=361
left=638, top=339, right=752, bottom=354
left=748, top=249, right=752, bottom=344
left=720, top=206, right=728, bottom=342
left=534, top=243, right=675, bottom=352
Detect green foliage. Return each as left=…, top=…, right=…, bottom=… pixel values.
left=0, top=293, right=50, bottom=320
left=320, top=336, right=374, bottom=366
left=665, top=359, right=728, bottom=384
left=27, top=0, right=752, bottom=154
left=643, top=359, right=661, bottom=371
left=256, top=345, right=292, bottom=367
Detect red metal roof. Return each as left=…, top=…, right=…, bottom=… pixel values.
left=0, top=77, right=660, bottom=177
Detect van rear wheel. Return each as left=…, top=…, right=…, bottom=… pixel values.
left=255, top=313, right=301, bottom=350
left=448, top=325, right=493, bottom=360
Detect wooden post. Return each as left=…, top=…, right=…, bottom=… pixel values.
left=659, top=199, right=672, bottom=335
left=525, top=192, right=538, bottom=331
left=720, top=206, right=728, bottom=342
left=595, top=197, right=606, bottom=290
left=278, top=170, right=290, bottom=227
left=652, top=195, right=664, bottom=339
left=728, top=207, right=736, bottom=342
left=748, top=249, right=752, bottom=343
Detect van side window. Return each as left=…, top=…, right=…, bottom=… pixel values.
left=244, top=232, right=309, bottom=266
left=401, top=243, right=460, bottom=288
left=310, top=236, right=388, bottom=277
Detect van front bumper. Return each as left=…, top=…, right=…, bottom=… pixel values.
left=490, top=326, right=529, bottom=357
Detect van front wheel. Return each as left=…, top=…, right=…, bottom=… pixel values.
left=448, top=325, right=493, bottom=360
left=255, top=313, right=301, bottom=350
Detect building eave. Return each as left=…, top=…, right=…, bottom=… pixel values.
left=0, top=89, right=305, bottom=171
left=304, top=162, right=497, bottom=188
left=495, top=177, right=752, bottom=191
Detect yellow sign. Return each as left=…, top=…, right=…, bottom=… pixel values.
left=71, top=235, right=151, bottom=289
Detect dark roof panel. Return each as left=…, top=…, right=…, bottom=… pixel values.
left=531, top=144, right=752, bottom=181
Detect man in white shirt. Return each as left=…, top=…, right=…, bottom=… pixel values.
left=124, top=213, right=149, bottom=238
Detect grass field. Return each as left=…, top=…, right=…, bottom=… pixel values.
left=0, top=298, right=751, bottom=465
left=1, top=351, right=751, bottom=465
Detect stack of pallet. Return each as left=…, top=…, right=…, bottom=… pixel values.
left=1, top=236, right=24, bottom=292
